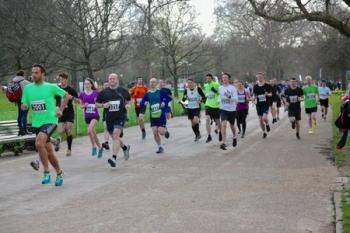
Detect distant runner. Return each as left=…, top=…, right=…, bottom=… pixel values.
left=302, top=76, right=319, bottom=134
left=130, top=78, right=148, bottom=139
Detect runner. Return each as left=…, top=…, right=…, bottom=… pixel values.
left=204, top=73, right=222, bottom=143
left=252, top=72, right=272, bottom=138
left=51, top=73, right=79, bottom=156
left=218, top=73, right=238, bottom=150
left=130, top=77, right=147, bottom=139
left=268, top=79, right=280, bottom=124
left=318, top=80, right=331, bottom=120
left=21, top=64, right=70, bottom=186
left=96, top=73, right=131, bottom=167
left=302, top=76, right=319, bottom=134
left=182, top=78, right=206, bottom=141
left=158, top=79, right=172, bottom=138
left=140, top=78, right=172, bottom=153
left=79, top=78, right=103, bottom=157
left=283, top=78, right=304, bottom=139
left=101, top=80, right=111, bottom=150
left=236, top=80, right=251, bottom=138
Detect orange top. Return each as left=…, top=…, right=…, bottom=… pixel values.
left=130, top=85, right=148, bottom=107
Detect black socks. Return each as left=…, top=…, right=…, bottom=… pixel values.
left=67, top=135, right=73, bottom=150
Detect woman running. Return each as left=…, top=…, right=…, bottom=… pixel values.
left=79, top=78, right=103, bottom=157
left=236, top=81, right=251, bottom=138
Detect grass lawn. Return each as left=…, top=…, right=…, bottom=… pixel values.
left=0, top=92, right=186, bottom=138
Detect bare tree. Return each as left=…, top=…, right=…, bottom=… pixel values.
left=247, top=0, right=350, bottom=38
left=42, top=0, right=131, bottom=81
left=153, top=2, right=211, bottom=96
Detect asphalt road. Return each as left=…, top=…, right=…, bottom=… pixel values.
left=0, top=107, right=338, bottom=233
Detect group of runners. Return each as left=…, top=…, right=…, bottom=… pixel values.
left=20, top=64, right=331, bottom=187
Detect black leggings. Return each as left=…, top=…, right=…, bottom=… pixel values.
left=237, top=109, right=248, bottom=134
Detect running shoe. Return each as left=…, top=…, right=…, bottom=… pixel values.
left=219, top=132, right=223, bottom=142
left=30, top=160, right=40, bottom=171
left=220, top=143, right=227, bottom=150
left=291, top=121, right=296, bottom=129
left=214, top=129, right=218, bottom=134
left=296, top=132, right=300, bottom=140
left=308, top=129, right=314, bottom=134
left=272, top=118, right=277, bottom=124
left=142, top=130, right=146, bottom=140
left=53, top=138, right=61, bottom=152
left=164, top=131, right=170, bottom=139
left=277, top=117, right=280, bottom=121
left=41, top=172, right=51, bottom=184
left=123, top=145, right=130, bottom=161
left=262, top=132, right=267, bottom=139
left=232, top=138, right=237, bottom=147
left=66, top=149, right=71, bottom=157
left=55, top=172, right=64, bottom=187
left=92, top=147, right=97, bottom=156
left=195, top=134, right=201, bottom=142
left=97, top=147, right=104, bottom=159
left=108, top=156, right=117, bottom=167
left=206, top=135, right=212, bottom=143
left=266, top=124, right=270, bottom=132
left=241, top=133, right=245, bottom=139
left=102, top=142, right=110, bottom=150
left=156, top=146, right=164, bottom=154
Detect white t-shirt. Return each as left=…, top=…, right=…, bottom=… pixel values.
left=318, top=86, right=331, bottom=100
left=186, top=87, right=201, bottom=109
left=219, top=85, right=238, bottom=111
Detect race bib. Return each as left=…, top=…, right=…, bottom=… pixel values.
left=221, top=98, right=231, bottom=104
left=188, top=97, right=199, bottom=108
left=289, top=96, right=298, bottom=103
left=151, top=103, right=161, bottom=118
left=307, top=93, right=316, bottom=100
left=258, top=94, right=266, bottom=102
left=207, top=93, right=215, bottom=99
left=109, top=101, right=120, bottom=112
left=31, top=100, right=47, bottom=112
left=238, top=95, right=246, bottom=103
left=86, top=104, right=96, bottom=114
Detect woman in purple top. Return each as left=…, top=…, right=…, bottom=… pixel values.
left=79, top=78, right=103, bottom=157
left=236, top=81, right=251, bottom=138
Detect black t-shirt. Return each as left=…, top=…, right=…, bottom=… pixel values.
left=253, top=83, right=272, bottom=106
left=59, top=85, right=78, bottom=114
left=96, top=86, right=131, bottom=122
left=269, top=85, right=280, bottom=102
left=161, top=87, right=172, bottom=96
left=284, top=87, right=303, bottom=108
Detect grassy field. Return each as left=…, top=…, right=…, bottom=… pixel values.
left=329, top=92, right=350, bottom=167
left=0, top=92, right=186, bottom=138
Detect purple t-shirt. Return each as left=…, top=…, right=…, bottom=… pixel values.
left=79, top=90, right=99, bottom=119
left=236, top=89, right=249, bottom=111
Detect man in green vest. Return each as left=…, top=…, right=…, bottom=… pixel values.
left=203, top=73, right=222, bottom=143
left=302, top=76, right=319, bottom=134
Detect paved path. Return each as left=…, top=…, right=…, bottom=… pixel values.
left=0, top=108, right=338, bottom=233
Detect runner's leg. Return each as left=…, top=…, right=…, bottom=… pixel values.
left=35, top=133, right=50, bottom=172
left=221, top=120, right=227, bottom=145
left=46, top=142, right=61, bottom=173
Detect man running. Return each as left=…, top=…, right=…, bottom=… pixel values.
left=318, top=80, right=331, bottom=120
left=140, top=78, right=172, bottom=153
left=303, top=76, right=319, bottom=134
left=52, top=73, right=79, bottom=156
left=252, top=72, right=272, bottom=138
left=218, top=73, right=238, bottom=150
left=204, top=73, right=222, bottom=143
left=22, top=64, right=70, bottom=186
left=96, top=73, right=131, bottom=167
left=182, top=78, right=206, bottom=141
left=283, top=78, right=304, bottom=139
left=158, top=79, right=172, bottom=138
left=268, top=79, right=281, bottom=124
left=130, top=77, right=147, bottom=139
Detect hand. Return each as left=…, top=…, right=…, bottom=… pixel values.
left=103, top=102, right=111, bottom=108
left=68, top=94, right=74, bottom=100
left=125, top=103, right=131, bottom=109
left=56, top=108, right=63, bottom=118
left=84, top=102, right=89, bottom=107
left=298, top=97, right=303, bottom=101
left=265, top=92, right=269, bottom=96
left=161, top=102, right=165, bottom=108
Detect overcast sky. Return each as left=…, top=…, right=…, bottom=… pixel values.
left=191, top=0, right=216, bottom=35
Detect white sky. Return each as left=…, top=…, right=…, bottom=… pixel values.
left=191, top=0, right=216, bottom=35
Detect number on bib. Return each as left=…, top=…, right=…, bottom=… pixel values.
left=109, top=101, right=120, bottom=112
left=31, top=100, right=47, bottom=112
left=151, top=104, right=161, bottom=118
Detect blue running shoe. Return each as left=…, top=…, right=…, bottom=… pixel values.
left=41, top=172, right=51, bottom=184
left=92, top=147, right=97, bottom=156
left=55, top=172, right=64, bottom=187
left=97, top=147, right=104, bottom=159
